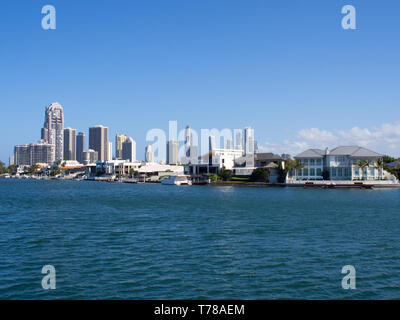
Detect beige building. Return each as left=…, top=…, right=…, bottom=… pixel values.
left=89, top=125, right=110, bottom=161
left=115, top=134, right=127, bottom=160
left=63, top=127, right=76, bottom=160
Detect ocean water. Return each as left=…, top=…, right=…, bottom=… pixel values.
left=0, top=179, right=400, bottom=299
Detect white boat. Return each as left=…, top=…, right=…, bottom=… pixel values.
left=161, top=175, right=192, bottom=186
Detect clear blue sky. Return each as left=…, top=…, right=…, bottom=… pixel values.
left=1, top=0, right=400, bottom=162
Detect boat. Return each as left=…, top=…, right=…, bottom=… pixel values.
left=161, top=175, right=192, bottom=186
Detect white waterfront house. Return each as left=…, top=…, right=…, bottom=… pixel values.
left=294, top=146, right=384, bottom=181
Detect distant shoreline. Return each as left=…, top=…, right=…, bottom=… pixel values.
left=2, top=177, right=400, bottom=189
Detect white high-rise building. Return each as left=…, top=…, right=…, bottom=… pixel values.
left=145, top=145, right=154, bottom=163
left=226, top=138, right=233, bottom=149
left=14, top=140, right=54, bottom=166
left=235, top=130, right=243, bottom=150
left=41, top=102, right=64, bottom=163
left=244, top=126, right=254, bottom=155
left=122, top=137, right=136, bottom=162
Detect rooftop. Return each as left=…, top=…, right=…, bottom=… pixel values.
left=329, top=146, right=382, bottom=157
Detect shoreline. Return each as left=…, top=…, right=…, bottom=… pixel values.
left=2, top=177, right=400, bottom=189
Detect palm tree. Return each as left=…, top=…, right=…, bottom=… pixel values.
left=376, top=158, right=384, bottom=180
left=356, top=159, right=369, bottom=180
left=294, top=160, right=305, bottom=181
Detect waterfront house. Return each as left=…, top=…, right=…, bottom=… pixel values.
left=294, top=146, right=383, bottom=181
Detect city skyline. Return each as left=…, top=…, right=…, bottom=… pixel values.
left=2, top=1, right=400, bottom=163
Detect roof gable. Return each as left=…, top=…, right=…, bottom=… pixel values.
left=295, top=149, right=324, bottom=158
left=330, top=146, right=382, bottom=157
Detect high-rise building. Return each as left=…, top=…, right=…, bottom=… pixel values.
left=209, top=136, right=216, bottom=152
left=41, top=102, right=64, bottom=163
left=14, top=145, right=30, bottom=166
left=122, top=137, right=136, bottom=162
left=145, top=145, right=154, bottom=163
left=235, top=130, right=243, bottom=150
left=108, top=141, right=113, bottom=161
left=76, top=132, right=85, bottom=164
left=183, top=125, right=198, bottom=164
left=244, top=126, right=254, bottom=155
left=82, top=149, right=98, bottom=165
left=167, top=140, right=179, bottom=164
left=115, top=134, right=127, bottom=160
left=226, top=138, right=233, bottom=149
left=14, top=140, right=54, bottom=166
left=63, top=128, right=76, bottom=160
left=185, top=125, right=192, bottom=152
left=89, top=125, right=109, bottom=161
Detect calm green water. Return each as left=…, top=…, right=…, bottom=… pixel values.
left=0, top=179, right=400, bottom=299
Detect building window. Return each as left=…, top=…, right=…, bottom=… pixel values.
left=303, top=168, right=309, bottom=176
left=332, top=168, right=337, bottom=177
left=316, top=168, right=322, bottom=176
left=316, top=159, right=321, bottom=165
left=338, top=167, right=343, bottom=177
left=310, top=168, right=315, bottom=176
left=310, top=159, right=315, bottom=166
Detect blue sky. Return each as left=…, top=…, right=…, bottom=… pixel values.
left=1, top=0, right=400, bottom=162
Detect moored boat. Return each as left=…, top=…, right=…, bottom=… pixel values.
left=161, top=175, right=192, bottom=186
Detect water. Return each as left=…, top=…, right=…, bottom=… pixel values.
left=0, top=179, right=400, bottom=299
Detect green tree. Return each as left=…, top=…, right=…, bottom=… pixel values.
left=322, top=170, right=330, bottom=180
left=0, top=161, right=6, bottom=174
left=277, top=160, right=292, bottom=183
left=218, top=169, right=232, bottom=181
left=249, top=168, right=269, bottom=182
left=129, top=169, right=138, bottom=178
left=356, top=159, right=369, bottom=180
left=29, top=164, right=39, bottom=174
left=208, top=173, right=220, bottom=182
left=376, top=158, right=384, bottom=180
left=294, top=160, right=305, bottom=181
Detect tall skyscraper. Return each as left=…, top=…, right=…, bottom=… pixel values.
left=76, top=132, right=85, bottom=164
left=209, top=136, right=216, bottom=152
left=89, top=125, right=109, bottom=162
left=41, top=102, right=64, bottom=163
left=63, top=127, right=76, bottom=160
left=184, top=125, right=192, bottom=152
left=167, top=140, right=179, bottom=164
left=244, top=126, right=254, bottom=155
left=115, top=134, right=127, bottom=160
left=145, top=145, right=154, bottom=163
left=183, top=125, right=198, bottom=164
left=226, top=138, right=233, bottom=149
left=108, top=141, right=113, bottom=161
left=235, top=130, right=243, bottom=150
left=122, top=137, right=136, bottom=162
